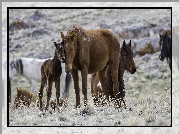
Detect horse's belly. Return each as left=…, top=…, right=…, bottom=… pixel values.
left=88, top=58, right=108, bottom=74
left=88, top=47, right=109, bottom=74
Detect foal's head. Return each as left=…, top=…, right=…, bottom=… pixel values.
left=159, top=32, right=170, bottom=61
left=60, top=30, right=78, bottom=73
left=121, top=40, right=136, bottom=74
left=53, top=41, right=65, bottom=63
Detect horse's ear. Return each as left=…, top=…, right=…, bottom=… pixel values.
left=129, top=40, right=131, bottom=47
left=17, top=88, right=19, bottom=93
left=53, top=41, right=58, bottom=48
left=122, top=40, right=126, bottom=49
left=60, top=31, right=65, bottom=39
left=159, top=33, right=161, bottom=37
left=165, top=32, right=168, bottom=37
left=70, top=32, right=77, bottom=40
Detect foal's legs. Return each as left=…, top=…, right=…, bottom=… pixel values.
left=45, top=78, right=53, bottom=111
left=81, top=65, right=88, bottom=107
left=55, top=77, right=60, bottom=107
left=72, top=68, right=80, bottom=108
left=39, top=75, right=47, bottom=111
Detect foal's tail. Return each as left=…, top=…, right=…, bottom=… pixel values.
left=62, top=73, right=72, bottom=99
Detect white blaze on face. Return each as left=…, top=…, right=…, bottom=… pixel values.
left=161, top=44, right=162, bottom=50
left=97, top=81, right=102, bottom=88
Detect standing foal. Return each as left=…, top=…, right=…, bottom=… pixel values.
left=39, top=42, right=63, bottom=112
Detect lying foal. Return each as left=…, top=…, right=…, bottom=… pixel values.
left=13, top=87, right=37, bottom=109
left=91, top=40, right=136, bottom=108
left=39, top=42, right=63, bottom=112
left=13, top=87, right=66, bottom=110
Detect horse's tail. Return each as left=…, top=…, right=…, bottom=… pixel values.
left=62, top=73, right=72, bottom=99
left=15, top=59, right=23, bottom=75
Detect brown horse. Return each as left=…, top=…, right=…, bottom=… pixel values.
left=91, top=40, right=136, bottom=107
left=38, top=42, right=63, bottom=111
left=61, top=26, right=120, bottom=108
left=13, top=87, right=37, bottom=109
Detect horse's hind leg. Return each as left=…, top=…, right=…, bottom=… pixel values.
left=45, top=78, right=53, bottom=111
left=106, top=66, right=115, bottom=100
left=91, top=73, right=96, bottom=103
left=55, top=77, right=60, bottom=107
left=109, top=62, right=119, bottom=107
left=72, top=68, right=80, bottom=108
left=81, top=66, right=88, bottom=107
left=98, top=66, right=109, bottom=103
left=91, top=73, right=100, bottom=106
left=39, top=76, right=47, bottom=111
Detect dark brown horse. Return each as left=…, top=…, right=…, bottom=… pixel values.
left=159, top=32, right=171, bottom=70
left=61, top=26, right=120, bottom=108
left=91, top=40, right=136, bottom=107
left=38, top=42, right=63, bottom=111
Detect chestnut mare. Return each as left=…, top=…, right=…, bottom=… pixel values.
left=91, top=40, right=136, bottom=107
left=61, top=26, right=120, bottom=108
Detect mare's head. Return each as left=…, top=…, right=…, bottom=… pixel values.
left=121, top=40, right=136, bottom=74
left=60, top=29, right=78, bottom=73
left=159, top=32, right=170, bottom=61
left=53, top=41, right=65, bottom=63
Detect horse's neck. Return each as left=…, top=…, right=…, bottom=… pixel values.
left=119, top=59, right=125, bottom=77
left=53, top=53, right=61, bottom=65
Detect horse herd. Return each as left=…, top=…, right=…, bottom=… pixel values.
left=9, top=26, right=171, bottom=114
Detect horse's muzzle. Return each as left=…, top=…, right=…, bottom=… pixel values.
left=131, top=67, right=136, bottom=74
left=65, top=68, right=72, bottom=73
left=62, top=58, right=66, bottom=63
left=159, top=54, right=164, bottom=61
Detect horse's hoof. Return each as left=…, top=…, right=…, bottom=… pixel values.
left=38, top=111, right=45, bottom=117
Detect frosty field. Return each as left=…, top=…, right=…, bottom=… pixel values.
left=2, top=2, right=178, bottom=134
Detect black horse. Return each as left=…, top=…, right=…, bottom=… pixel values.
left=159, top=32, right=171, bottom=70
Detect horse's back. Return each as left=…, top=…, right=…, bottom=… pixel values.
left=80, top=29, right=120, bottom=73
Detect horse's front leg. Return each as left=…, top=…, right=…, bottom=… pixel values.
left=72, top=68, right=80, bottom=108
left=55, top=77, right=60, bottom=107
left=45, top=78, right=53, bottom=111
left=81, top=65, right=88, bottom=107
